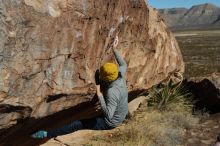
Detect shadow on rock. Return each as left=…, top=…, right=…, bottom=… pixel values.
left=184, top=78, right=220, bottom=114
left=0, top=96, right=102, bottom=146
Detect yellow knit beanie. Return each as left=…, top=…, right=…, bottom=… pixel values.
left=100, top=62, right=118, bottom=82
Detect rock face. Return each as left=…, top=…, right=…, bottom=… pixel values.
left=0, top=0, right=184, bottom=145
left=159, top=3, right=220, bottom=29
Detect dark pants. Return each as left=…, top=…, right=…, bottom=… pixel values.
left=47, top=117, right=114, bottom=138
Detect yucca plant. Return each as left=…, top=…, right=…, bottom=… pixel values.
left=148, top=80, right=193, bottom=111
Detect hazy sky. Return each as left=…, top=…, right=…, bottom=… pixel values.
left=148, top=0, right=220, bottom=9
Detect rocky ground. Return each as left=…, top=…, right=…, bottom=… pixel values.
left=185, top=113, right=220, bottom=146
left=40, top=110, right=220, bottom=146
left=40, top=108, right=220, bottom=146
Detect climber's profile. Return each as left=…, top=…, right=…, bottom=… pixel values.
left=31, top=36, right=128, bottom=139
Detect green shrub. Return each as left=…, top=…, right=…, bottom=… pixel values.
left=147, top=81, right=193, bottom=112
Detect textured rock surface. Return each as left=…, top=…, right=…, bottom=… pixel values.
left=128, top=96, right=146, bottom=116
left=0, top=0, right=184, bottom=145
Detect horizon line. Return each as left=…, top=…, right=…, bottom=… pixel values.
left=150, top=2, right=220, bottom=9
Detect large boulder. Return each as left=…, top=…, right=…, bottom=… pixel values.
left=0, top=0, right=184, bottom=145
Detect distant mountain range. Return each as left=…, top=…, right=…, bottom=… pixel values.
left=159, top=3, right=220, bottom=29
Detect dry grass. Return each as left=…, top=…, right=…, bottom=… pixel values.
left=86, top=104, right=198, bottom=146
left=116, top=110, right=198, bottom=146
left=85, top=82, right=198, bottom=146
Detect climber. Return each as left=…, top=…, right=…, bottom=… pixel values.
left=31, top=36, right=128, bottom=139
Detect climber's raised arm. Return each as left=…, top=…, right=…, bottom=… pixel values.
left=112, top=36, right=127, bottom=77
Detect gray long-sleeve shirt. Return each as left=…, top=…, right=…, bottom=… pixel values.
left=98, top=50, right=128, bottom=127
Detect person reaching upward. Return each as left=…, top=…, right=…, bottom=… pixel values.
left=31, top=36, right=128, bottom=139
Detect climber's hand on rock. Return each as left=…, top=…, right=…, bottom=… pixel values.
left=121, top=51, right=126, bottom=58
left=113, top=36, right=119, bottom=48
left=96, top=85, right=103, bottom=97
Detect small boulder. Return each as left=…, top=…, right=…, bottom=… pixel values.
left=128, top=96, right=147, bottom=116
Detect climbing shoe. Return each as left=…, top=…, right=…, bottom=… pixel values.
left=31, top=130, right=47, bottom=139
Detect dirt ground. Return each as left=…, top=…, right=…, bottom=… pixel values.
left=185, top=113, right=220, bottom=146
left=174, top=29, right=220, bottom=78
